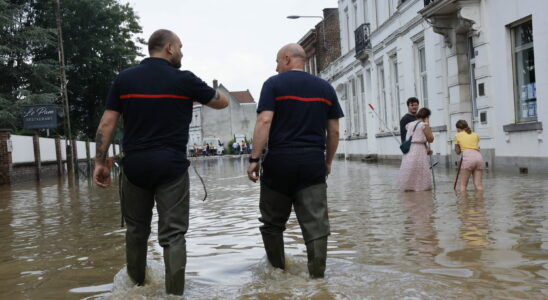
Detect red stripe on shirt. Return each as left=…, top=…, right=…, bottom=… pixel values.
left=120, top=94, right=191, bottom=100
left=275, top=96, right=332, bottom=106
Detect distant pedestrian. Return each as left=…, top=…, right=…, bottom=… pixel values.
left=241, top=141, right=247, bottom=154
left=397, top=108, right=434, bottom=191
left=400, top=97, right=420, bottom=144
left=202, top=144, right=207, bottom=156
left=247, top=43, right=343, bottom=278
left=454, top=120, right=484, bottom=191
left=232, top=141, right=239, bottom=154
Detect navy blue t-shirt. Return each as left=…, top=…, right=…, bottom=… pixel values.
left=257, top=70, right=344, bottom=150
left=106, top=57, right=215, bottom=188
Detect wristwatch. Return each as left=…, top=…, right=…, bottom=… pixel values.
left=248, top=156, right=260, bottom=163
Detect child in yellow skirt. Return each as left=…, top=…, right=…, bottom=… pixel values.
left=454, top=120, right=484, bottom=191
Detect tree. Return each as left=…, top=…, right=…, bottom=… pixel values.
left=0, top=0, right=143, bottom=137
left=34, top=0, right=144, bottom=138
left=0, top=0, right=59, bottom=131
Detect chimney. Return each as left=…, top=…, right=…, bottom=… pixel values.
left=213, top=79, right=218, bottom=89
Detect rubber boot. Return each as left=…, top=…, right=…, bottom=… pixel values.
left=126, top=242, right=147, bottom=285
left=261, top=233, right=285, bottom=269
left=164, top=246, right=187, bottom=295
left=305, top=237, right=327, bottom=278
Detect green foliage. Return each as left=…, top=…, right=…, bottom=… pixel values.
left=0, top=0, right=59, bottom=131
left=0, top=0, right=143, bottom=138
left=34, top=0, right=144, bottom=138
left=226, top=139, right=237, bottom=154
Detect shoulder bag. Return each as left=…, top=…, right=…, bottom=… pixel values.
left=400, top=121, right=421, bottom=154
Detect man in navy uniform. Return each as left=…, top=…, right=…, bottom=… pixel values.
left=247, top=43, right=343, bottom=278
left=93, top=29, right=228, bottom=295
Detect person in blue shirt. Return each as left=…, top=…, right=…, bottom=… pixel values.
left=247, top=43, right=344, bottom=278
left=93, top=29, right=228, bottom=296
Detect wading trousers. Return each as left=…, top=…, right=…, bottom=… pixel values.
left=121, top=171, right=190, bottom=295
left=259, top=183, right=330, bottom=278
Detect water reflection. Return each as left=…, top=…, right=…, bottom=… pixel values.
left=0, top=158, right=547, bottom=299
left=457, top=191, right=490, bottom=247
left=399, top=191, right=441, bottom=267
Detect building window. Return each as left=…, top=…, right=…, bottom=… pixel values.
left=352, top=78, right=359, bottom=134
left=512, top=19, right=536, bottom=122
left=353, top=0, right=358, bottom=30
left=345, top=83, right=352, bottom=137
left=362, top=0, right=368, bottom=24
left=416, top=42, right=428, bottom=107
left=307, top=55, right=317, bottom=75
left=468, top=37, right=478, bottom=122
left=345, top=8, right=351, bottom=51
left=377, top=63, right=387, bottom=131
left=390, top=55, right=401, bottom=130
left=358, top=74, right=367, bottom=133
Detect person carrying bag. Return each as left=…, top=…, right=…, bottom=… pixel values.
left=400, top=121, right=422, bottom=154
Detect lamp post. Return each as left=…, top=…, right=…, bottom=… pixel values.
left=287, top=15, right=327, bottom=49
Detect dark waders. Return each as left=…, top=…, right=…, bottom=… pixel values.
left=121, top=171, right=190, bottom=295
left=259, top=183, right=330, bottom=278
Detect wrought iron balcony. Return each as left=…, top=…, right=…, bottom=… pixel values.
left=424, top=0, right=437, bottom=5
left=354, top=23, right=371, bottom=60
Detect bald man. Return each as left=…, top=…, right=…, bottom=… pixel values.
left=93, top=29, right=227, bottom=295
left=247, top=43, right=344, bottom=278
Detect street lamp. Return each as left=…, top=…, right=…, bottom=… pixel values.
left=287, top=15, right=327, bottom=49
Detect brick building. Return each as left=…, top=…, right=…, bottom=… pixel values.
left=298, top=8, right=341, bottom=75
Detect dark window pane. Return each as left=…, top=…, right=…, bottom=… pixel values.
left=515, top=20, right=533, bottom=47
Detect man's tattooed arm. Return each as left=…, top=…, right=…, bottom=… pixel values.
left=94, top=110, right=120, bottom=165
left=95, top=129, right=106, bottom=164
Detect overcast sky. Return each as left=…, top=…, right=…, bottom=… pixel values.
left=124, top=0, right=338, bottom=101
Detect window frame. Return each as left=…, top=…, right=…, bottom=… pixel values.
left=390, top=55, right=401, bottom=130
left=510, top=17, right=536, bottom=123
left=377, top=62, right=387, bottom=132
left=415, top=41, right=428, bottom=108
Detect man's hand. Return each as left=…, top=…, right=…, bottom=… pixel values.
left=94, top=164, right=112, bottom=188
left=326, top=162, right=332, bottom=176
left=427, top=149, right=433, bottom=155
left=247, top=162, right=260, bottom=183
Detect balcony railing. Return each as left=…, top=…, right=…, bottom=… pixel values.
left=354, top=23, right=371, bottom=60
left=424, top=0, right=437, bottom=6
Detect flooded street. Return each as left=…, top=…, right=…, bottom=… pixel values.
left=1, top=157, right=548, bottom=299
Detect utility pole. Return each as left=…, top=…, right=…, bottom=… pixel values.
left=54, top=0, right=76, bottom=177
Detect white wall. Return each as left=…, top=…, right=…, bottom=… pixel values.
left=11, top=135, right=34, bottom=163
left=488, top=0, right=548, bottom=158
left=76, top=140, right=87, bottom=159
left=39, top=137, right=57, bottom=162
left=9, top=134, right=117, bottom=164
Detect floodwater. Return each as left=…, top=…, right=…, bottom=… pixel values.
left=1, top=157, right=548, bottom=299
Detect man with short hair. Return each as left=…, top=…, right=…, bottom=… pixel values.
left=247, top=43, right=343, bottom=278
left=93, top=29, right=228, bottom=295
left=400, top=97, right=420, bottom=143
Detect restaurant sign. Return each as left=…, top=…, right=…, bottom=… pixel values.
left=21, top=104, right=58, bottom=129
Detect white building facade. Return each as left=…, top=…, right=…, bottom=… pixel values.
left=322, top=0, right=547, bottom=172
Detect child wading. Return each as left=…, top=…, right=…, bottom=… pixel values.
left=454, top=120, right=484, bottom=191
